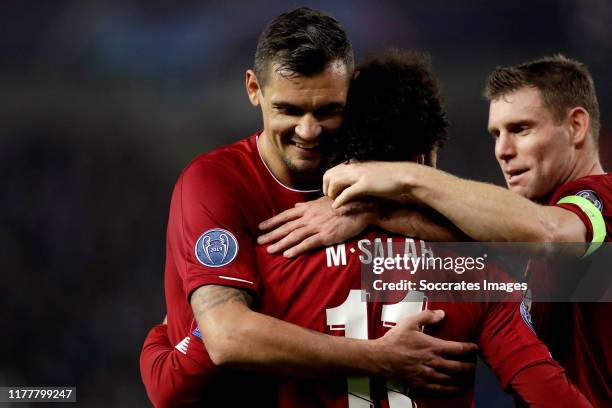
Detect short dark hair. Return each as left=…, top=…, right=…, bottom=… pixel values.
left=484, top=54, right=601, bottom=143
left=324, top=49, right=448, bottom=169
left=254, top=7, right=354, bottom=86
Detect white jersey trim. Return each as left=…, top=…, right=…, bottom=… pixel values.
left=219, top=275, right=255, bottom=285
left=256, top=135, right=321, bottom=193
left=175, top=336, right=190, bottom=355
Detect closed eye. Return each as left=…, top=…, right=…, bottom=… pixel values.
left=314, top=104, right=344, bottom=119
left=274, top=105, right=303, bottom=116
left=508, top=122, right=532, bottom=135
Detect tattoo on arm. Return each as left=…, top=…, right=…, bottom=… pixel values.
left=191, top=285, right=253, bottom=319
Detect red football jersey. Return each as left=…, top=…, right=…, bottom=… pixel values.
left=141, top=134, right=590, bottom=407
left=530, top=173, right=612, bottom=407
left=158, top=133, right=317, bottom=405
left=164, top=132, right=316, bottom=345
left=256, top=232, right=565, bottom=407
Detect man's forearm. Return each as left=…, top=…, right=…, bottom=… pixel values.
left=373, top=205, right=468, bottom=242
left=190, top=284, right=476, bottom=390
left=209, top=305, right=383, bottom=377
left=398, top=164, right=586, bottom=243
left=191, top=285, right=383, bottom=378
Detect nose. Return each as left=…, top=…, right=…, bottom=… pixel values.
left=495, top=132, right=516, bottom=163
left=295, top=114, right=321, bottom=141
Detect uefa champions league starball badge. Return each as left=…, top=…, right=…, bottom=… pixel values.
left=576, top=190, right=604, bottom=211
left=194, top=228, right=239, bottom=267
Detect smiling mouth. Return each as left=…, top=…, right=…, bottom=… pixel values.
left=507, top=169, right=528, bottom=184
left=291, top=141, right=320, bottom=151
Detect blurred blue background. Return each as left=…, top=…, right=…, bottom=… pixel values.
left=1, top=0, right=610, bottom=406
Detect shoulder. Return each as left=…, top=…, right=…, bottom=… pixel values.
left=185, top=135, right=258, bottom=175
left=551, top=173, right=612, bottom=210
left=553, top=173, right=612, bottom=196
left=167, top=136, right=263, bottom=233
left=553, top=174, right=611, bottom=246
left=179, top=134, right=260, bottom=193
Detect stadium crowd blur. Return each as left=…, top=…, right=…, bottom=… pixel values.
left=1, top=1, right=610, bottom=406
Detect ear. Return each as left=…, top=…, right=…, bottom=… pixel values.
left=246, top=70, right=262, bottom=107
left=420, top=149, right=438, bottom=168
left=567, top=107, right=590, bottom=147
left=429, top=149, right=438, bottom=168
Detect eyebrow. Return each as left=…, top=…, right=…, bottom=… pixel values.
left=506, top=119, right=536, bottom=130
left=272, top=102, right=300, bottom=109
left=488, top=119, right=536, bottom=135
left=319, top=102, right=345, bottom=111
left=272, top=101, right=345, bottom=111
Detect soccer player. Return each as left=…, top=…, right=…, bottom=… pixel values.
left=258, top=49, right=593, bottom=407
left=267, top=55, right=610, bottom=406
left=142, top=49, right=592, bottom=407
left=139, top=8, right=476, bottom=407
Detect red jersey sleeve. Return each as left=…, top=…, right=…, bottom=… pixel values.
left=479, top=301, right=551, bottom=388
left=480, top=301, right=592, bottom=405
left=140, top=324, right=220, bottom=407
left=550, top=176, right=612, bottom=244
left=140, top=324, right=279, bottom=407
left=509, top=360, right=593, bottom=407
left=174, top=159, right=260, bottom=298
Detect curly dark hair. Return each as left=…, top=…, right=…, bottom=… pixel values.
left=324, top=49, right=448, bottom=169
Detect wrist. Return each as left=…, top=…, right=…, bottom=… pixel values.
left=360, top=337, right=391, bottom=378
left=405, top=164, right=449, bottom=205
left=398, top=162, right=422, bottom=192
left=339, top=201, right=378, bottom=225
left=360, top=206, right=378, bottom=227
left=331, top=336, right=388, bottom=377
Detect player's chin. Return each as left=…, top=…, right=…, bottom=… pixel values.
left=289, top=155, right=322, bottom=172
left=508, top=184, right=525, bottom=195
left=509, top=185, right=536, bottom=200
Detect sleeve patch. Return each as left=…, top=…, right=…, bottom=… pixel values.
left=192, top=327, right=202, bottom=339
left=575, top=190, right=604, bottom=211
left=520, top=300, right=536, bottom=333
left=194, top=228, right=239, bottom=267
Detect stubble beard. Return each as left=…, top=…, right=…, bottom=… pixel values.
left=281, top=153, right=320, bottom=187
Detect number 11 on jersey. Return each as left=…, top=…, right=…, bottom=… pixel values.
left=327, top=289, right=427, bottom=407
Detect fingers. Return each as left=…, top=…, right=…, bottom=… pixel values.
left=267, top=227, right=314, bottom=254
left=322, top=166, right=336, bottom=196
left=283, top=234, right=325, bottom=258
left=331, top=184, right=362, bottom=209
left=323, top=163, right=350, bottom=198
left=433, top=338, right=479, bottom=357
left=259, top=206, right=304, bottom=231
left=428, top=356, right=476, bottom=376
left=420, top=383, right=463, bottom=394
left=326, top=178, right=347, bottom=201
left=417, top=364, right=473, bottom=394
left=418, top=366, right=471, bottom=385
left=258, top=218, right=303, bottom=246
left=404, top=309, right=445, bottom=330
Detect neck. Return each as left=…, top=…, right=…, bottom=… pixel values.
left=569, top=149, right=604, bottom=182
left=257, top=133, right=320, bottom=191
left=540, top=152, right=604, bottom=204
